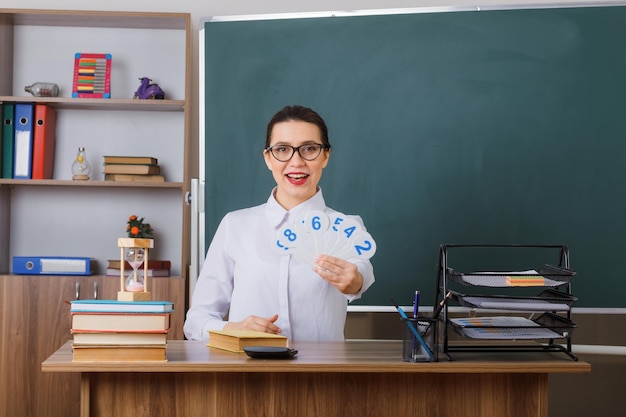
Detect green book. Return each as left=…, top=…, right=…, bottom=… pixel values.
left=0, top=103, right=2, bottom=175
left=2, top=103, right=15, bottom=178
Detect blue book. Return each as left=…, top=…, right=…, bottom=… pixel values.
left=13, top=103, right=34, bottom=179
left=70, top=299, right=174, bottom=313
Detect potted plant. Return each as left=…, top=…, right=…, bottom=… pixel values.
left=117, top=215, right=154, bottom=301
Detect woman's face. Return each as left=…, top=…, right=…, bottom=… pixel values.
left=264, top=120, right=330, bottom=210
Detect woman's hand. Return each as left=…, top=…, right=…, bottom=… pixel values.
left=314, top=255, right=363, bottom=295
left=223, top=314, right=282, bottom=334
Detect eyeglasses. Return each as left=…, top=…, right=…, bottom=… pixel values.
left=265, top=143, right=329, bottom=162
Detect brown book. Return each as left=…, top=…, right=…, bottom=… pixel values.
left=103, top=155, right=158, bottom=165
left=107, top=259, right=172, bottom=270
left=72, top=345, right=167, bottom=362
left=72, top=331, right=168, bottom=345
left=102, top=164, right=160, bottom=175
left=71, top=312, right=171, bottom=333
left=208, top=330, right=288, bottom=353
left=105, top=174, right=165, bottom=182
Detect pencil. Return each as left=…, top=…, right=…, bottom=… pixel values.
left=432, top=291, right=451, bottom=319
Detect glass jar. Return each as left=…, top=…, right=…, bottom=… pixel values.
left=124, top=247, right=145, bottom=292
left=24, top=82, right=60, bottom=97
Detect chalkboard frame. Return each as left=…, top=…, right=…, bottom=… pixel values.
left=200, top=4, right=626, bottom=308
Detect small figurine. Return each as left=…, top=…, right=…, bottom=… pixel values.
left=133, top=77, right=165, bottom=99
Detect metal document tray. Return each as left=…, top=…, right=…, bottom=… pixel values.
left=446, top=264, right=576, bottom=288
left=450, top=289, right=577, bottom=312
left=449, top=312, right=575, bottom=340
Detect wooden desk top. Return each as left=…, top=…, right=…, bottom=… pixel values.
left=42, top=340, right=590, bottom=374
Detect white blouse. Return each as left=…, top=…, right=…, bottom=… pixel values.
left=183, top=189, right=375, bottom=342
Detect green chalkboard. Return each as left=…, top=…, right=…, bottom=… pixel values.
left=203, top=6, right=626, bottom=307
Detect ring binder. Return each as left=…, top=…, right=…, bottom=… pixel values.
left=13, top=103, right=34, bottom=179
left=13, top=256, right=95, bottom=275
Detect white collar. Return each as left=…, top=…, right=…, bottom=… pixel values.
left=265, top=187, right=327, bottom=229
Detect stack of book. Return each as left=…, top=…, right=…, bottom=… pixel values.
left=70, top=299, right=173, bottom=362
left=103, top=155, right=164, bottom=182
left=105, top=259, right=171, bottom=277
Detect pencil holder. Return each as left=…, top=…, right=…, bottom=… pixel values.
left=402, top=317, right=438, bottom=362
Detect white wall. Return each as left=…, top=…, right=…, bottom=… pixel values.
left=1, top=0, right=608, bottom=16
left=3, top=0, right=614, bottom=178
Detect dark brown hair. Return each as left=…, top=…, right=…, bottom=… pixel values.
left=265, top=105, right=331, bottom=149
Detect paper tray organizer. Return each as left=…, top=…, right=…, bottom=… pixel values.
left=434, top=244, right=579, bottom=361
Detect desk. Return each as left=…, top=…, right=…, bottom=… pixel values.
left=42, top=340, right=590, bottom=417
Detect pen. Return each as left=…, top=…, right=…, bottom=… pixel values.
left=390, top=297, right=434, bottom=361
left=432, top=291, right=451, bottom=320
left=413, top=290, right=420, bottom=318
left=411, top=291, right=420, bottom=354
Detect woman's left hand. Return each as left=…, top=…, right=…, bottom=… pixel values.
left=314, top=254, right=363, bottom=295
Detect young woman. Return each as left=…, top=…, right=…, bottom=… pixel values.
left=184, top=105, right=375, bottom=342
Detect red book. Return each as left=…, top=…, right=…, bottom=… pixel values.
left=31, top=104, right=57, bottom=179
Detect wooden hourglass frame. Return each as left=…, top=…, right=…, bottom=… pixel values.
left=117, top=238, right=154, bottom=301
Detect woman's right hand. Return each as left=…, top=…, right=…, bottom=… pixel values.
left=223, top=314, right=282, bottom=334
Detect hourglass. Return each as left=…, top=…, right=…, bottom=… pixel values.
left=125, top=247, right=145, bottom=292
left=117, top=238, right=153, bottom=301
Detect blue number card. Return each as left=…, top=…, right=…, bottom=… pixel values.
left=273, top=210, right=376, bottom=265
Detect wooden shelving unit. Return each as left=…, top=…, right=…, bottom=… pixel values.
left=0, top=8, right=192, bottom=417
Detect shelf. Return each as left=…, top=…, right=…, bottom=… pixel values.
left=0, top=274, right=183, bottom=280
left=0, top=179, right=184, bottom=188
left=0, top=96, right=185, bottom=111
left=1, top=7, right=191, bottom=278
left=1, top=9, right=189, bottom=30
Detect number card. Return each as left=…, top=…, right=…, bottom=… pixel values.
left=274, top=222, right=316, bottom=265
left=273, top=211, right=376, bottom=264
left=302, top=210, right=330, bottom=254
